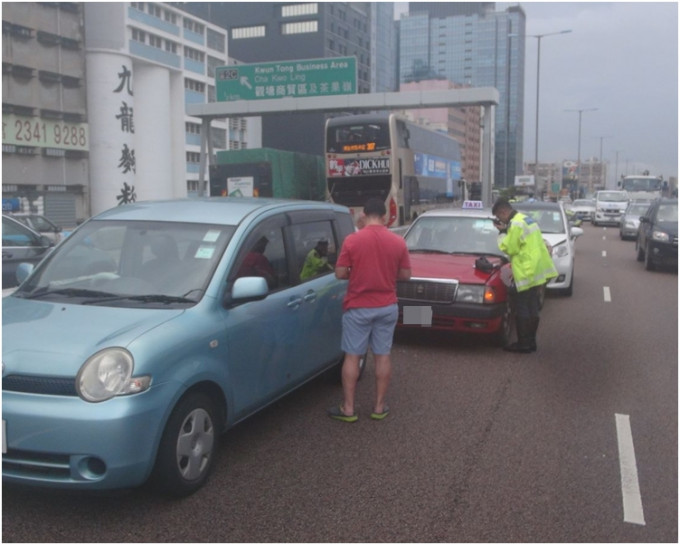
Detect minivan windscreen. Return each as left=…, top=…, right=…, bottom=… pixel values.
left=16, top=219, right=236, bottom=306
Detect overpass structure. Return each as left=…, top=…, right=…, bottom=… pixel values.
left=186, top=87, right=499, bottom=205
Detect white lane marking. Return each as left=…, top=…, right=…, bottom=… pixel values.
left=615, top=413, right=646, bottom=525
left=603, top=235, right=607, bottom=240
left=602, top=250, right=607, bottom=258
left=603, top=286, right=611, bottom=302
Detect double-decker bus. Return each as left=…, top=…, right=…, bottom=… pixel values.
left=325, top=113, right=462, bottom=226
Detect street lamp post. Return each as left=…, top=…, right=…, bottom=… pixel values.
left=530, top=30, right=571, bottom=193
left=565, top=107, right=597, bottom=198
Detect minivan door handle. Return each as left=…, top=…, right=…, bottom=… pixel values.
left=303, top=290, right=317, bottom=303
left=287, top=296, right=303, bottom=310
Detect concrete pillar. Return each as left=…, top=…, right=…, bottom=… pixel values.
left=86, top=51, right=136, bottom=215
left=133, top=64, right=172, bottom=201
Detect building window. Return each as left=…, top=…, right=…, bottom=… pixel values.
left=147, top=3, right=161, bottom=18
left=183, top=18, right=204, bottom=34
left=186, top=151, right=201, bottom=163
left=206, top=28, right=225, bottom=52
left=184, top=79, right=205, bottom=93
left=186, top=122, right=201, bottom=134
left=184, top=46, right=204, bottom=62
left=163, top=9, right=176, bottom=24
left=131, top=28, right=146, bottom=44
left=165, top=40, right=177, bottom=53
left=207, top=55, right=223, bottom=78
left=149, top=34, right=163, bottom=49
left=281, top=3, right=318, bottom=17
left=281, top=21, right=318, bottom=35
left=232, top=25, right=266, bottom=39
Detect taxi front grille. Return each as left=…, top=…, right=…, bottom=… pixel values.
left=397, top=279, right=457, bottom=303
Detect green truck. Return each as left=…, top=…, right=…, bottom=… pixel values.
left=210, top=148, right=326, bottom=201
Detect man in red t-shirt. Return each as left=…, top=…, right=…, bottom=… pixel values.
left=328, top=198, right=411, bottom=422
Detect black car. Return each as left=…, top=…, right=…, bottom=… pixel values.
left=636, top=198, right=678, bottom=271
left=2, top=215, right=53, bottom=288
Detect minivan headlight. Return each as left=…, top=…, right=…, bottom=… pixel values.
left=76, top=348, right=150, bottom=402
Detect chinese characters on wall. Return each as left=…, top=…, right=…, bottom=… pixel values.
left=113, top=65, right=136, bottom=205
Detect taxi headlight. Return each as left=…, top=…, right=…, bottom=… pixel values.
left=652, top=230, right=670, bottom=242
left=76, top=348, right=150, bottom=403
left=456, top=284, right=484, bottom=304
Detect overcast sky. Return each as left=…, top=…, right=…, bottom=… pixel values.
left=397, top=2, right=679, bottom=183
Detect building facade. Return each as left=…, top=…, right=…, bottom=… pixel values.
left=399, top=79, right=481, bottom=183
left=2, top=2, right=89, bottom=225
left=399, top=3, right=525, bottom=188
left=178, top=2, right=392, bottom=157
left=83, top=2, right=258, bottom=215
left=2, top=2, right=258, bottom=223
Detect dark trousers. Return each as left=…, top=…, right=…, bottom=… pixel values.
left=512, top=285, right=541, bottom=319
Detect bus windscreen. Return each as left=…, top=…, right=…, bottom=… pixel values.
left=326, top=122, right=390, bottom=153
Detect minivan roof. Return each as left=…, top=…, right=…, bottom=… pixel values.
left=92, top=198, right=346, bottom=225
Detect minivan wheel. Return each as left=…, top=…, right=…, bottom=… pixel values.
left=152, top=392, right=220, bottom=497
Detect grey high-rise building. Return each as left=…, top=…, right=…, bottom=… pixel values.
left=399, top=3, right=525, bottom=188
left=177, top=2, right=396, bottom=156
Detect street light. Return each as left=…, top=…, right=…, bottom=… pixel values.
left=565, top=107, right=598, bottom=197
left=530, top=30, right=572, bottom=193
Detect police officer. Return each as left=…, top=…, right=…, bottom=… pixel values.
left=492, top=198, right=557, bottom=353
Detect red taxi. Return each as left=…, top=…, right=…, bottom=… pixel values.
left=396, top=204, right=513, bottom=345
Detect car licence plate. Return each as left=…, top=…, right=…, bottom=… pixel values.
left=402, top=306, right=433, bottom=326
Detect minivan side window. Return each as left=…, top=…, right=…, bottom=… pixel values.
left=291, top=220, right=337, bottom=282
left=233, top=216, right=289, bottom=290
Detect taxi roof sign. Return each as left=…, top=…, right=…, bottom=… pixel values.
left=463, top=200, right=484, bottom=209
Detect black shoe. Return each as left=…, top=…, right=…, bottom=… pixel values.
left=503, top=341, right=533, bottom=353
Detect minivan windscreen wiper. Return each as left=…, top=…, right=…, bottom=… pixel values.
left=81, top=294, right=197, bottom=305
left=22, top=287, right=118, bottom=300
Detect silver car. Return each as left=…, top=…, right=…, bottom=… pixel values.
left=568, top=199, right=596, bottom=222
left=619, top=201, right=651, bottom=240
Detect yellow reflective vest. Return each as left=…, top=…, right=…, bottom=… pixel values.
left=498, top=211, right=558, bottom=292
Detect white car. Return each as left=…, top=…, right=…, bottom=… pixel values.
left=514, top=201, right=583, bottom=296
left=593, top=190, right=629, bottom=226
left=567, top=199, right=596, bottom=222
left=9, top=213, right=70, bottom=243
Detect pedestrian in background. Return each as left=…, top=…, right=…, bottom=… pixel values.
left=492, top=198, right=557, bottom=353
left=328, top=198, right=411, bottom=422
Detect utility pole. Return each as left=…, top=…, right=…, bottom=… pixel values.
left=565, top=107, right=597, bottom=198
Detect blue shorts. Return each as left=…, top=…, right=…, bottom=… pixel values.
left=341, top=304, right=398, bottom=356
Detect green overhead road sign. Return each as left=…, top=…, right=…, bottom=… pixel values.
left=216, top=57, right=356, bottom=101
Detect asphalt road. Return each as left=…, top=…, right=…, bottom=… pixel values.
left=2, top=223, right=677, bottom=542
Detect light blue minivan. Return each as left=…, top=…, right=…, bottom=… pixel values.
left=3, top=198, right=356, bottom=496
